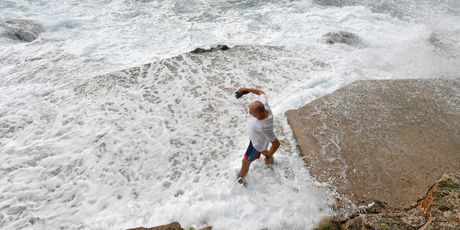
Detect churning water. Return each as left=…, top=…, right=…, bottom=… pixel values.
left=1, top=0, right=459, bottom=229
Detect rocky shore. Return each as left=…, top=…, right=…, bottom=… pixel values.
left=286, top=79, right=459, bottom=229
left=317, top=173, right=460, bottom=230
left=128, top=222, right=212, bottom=230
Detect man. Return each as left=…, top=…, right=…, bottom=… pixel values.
left=235, top=87, right=280, bottom=184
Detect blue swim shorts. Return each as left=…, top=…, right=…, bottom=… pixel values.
left=243, top=141, right=261, bottom=162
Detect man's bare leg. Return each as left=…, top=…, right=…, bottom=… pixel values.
left=238, top=159, right=251, bottom=182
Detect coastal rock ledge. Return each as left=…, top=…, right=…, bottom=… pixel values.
left=286, top=78, right=459, bottom=210
left=128, top=221, right=212, bottom=230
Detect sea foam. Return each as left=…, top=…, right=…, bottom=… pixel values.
left=1, top=0, right=459, bottom=229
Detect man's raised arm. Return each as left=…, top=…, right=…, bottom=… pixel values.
left=239, top=87, right=265, bottom=95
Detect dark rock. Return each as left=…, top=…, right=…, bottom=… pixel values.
left=322, top=31, right=362, bottom=46
left=360, top=200, right=387, bottom=214
left=190, top=44, right=230, bottom=54
left=127, top=221, right=183, bottom=230
left=127, top=222, right=212, bottom=230
left=344, top=212, right=426, bottom=230
left=0, top=19, right=44, bottom=42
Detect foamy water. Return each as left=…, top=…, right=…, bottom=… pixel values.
left=1, top=0, right=459, bottom=229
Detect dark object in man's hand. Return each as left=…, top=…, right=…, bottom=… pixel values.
left=235, top=90, right=249, bottom=99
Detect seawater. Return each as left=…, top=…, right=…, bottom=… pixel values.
left=0, top=0, right=459, bottom=229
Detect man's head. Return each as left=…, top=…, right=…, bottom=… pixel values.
left=248, top=101, right=266, bottom=120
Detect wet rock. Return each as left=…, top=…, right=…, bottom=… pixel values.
left=0, top=19, right=44, bottom=42
left=287, top=79, right=460, bottom=230
left=74, top=45, right=291, bottom=96
left=425, top=174, right=460, bottom=229
left=190, top=44, right=230, bottom=54
left=127, top=221, right=183, bottom=230
left=286, top=79, right=460, bottom=209
left=340, top=173, right=460, bottom=230
left=127, top=222, right=213, bottom=230
left=322, top=31, right=362, bottom=46
left=315, top=217, right=342, bottom=230
left=363, top=201, right=387, bottom=214
left=344, top=212, right=426, bottom=230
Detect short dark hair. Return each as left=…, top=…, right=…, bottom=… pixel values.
left=255, top=101, right=265, bottom=114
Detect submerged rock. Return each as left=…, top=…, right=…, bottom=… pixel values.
left=322, top=31, right=362, bottom=46
left=127, top=222, right=183, bottom=230
left=190, top=44, right=230, bottom=53
left=127, top=221, right=212, bottom=230
left=74, top=45, right=299, bottom=96
left=0, top=19, right=44, bottom=42
left=286, top=79, right=460, bottom=209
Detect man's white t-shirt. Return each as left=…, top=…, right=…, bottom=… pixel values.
left=249, top=94, right=277, bottom=152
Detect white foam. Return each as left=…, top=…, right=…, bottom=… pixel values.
left=1, top=0, right=459, bottom=229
